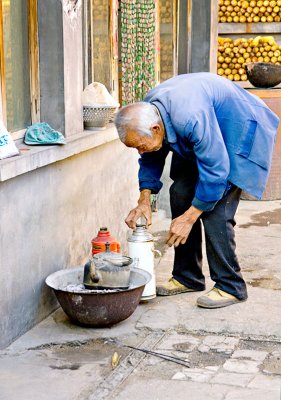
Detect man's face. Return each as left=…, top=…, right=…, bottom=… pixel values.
left=124, top=126, right=164, bottom=155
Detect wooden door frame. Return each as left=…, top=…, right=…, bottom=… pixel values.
left=28, top=0, right=40, bottom=123
left=210, top=0, right=219, bottom=73
left=0, top=0, right=6, bottom=122
left=110, top=0, right=119, bottom=102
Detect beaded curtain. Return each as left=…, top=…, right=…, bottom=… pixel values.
left=120, top=0, right=156, bottom=105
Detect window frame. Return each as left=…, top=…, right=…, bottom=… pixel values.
left=84, top=0, right=119, bottom=102
left=0, top=0, right=40, bottom=140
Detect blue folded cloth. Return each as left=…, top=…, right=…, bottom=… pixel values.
left=24, top=122, right=66, bottom=145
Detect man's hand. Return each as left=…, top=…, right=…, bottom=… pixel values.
left=167, top=206, right=203, bottom=247
left=125, top=189, right=152, bottom=229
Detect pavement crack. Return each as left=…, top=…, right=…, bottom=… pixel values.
left=28, top=339, right=89, bottom=351
left=175, top=327, right=281, bottom=344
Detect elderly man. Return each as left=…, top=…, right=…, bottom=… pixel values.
left=114, top=72, right=279, bottom=309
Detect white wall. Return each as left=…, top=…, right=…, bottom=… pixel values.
left=0, top=140, right=139, bottom=348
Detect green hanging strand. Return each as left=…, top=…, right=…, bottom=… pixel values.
left=121, top=0, right=156, bottom=105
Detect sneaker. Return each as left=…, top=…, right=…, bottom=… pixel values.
left=156, top=277, right=196, bottom=296
left=197, top=287, right=245, bottom=309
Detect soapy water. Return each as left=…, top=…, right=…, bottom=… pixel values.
left=62, top=283, right=125, bottom=294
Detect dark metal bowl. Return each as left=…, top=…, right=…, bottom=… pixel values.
left=45, top=267, right=151, bottom=327
left=245, top=62, right=281, bottom=88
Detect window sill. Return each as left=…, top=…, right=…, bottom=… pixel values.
left=0, top=124, right=119, bottom=182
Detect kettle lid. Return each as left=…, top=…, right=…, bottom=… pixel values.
left=93, top=242, right=132, bottom=266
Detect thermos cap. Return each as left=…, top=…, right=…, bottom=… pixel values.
left=127, top=225, right=153, bottom=242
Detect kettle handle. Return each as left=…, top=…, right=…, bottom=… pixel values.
left=89, top=259, right=100, bottom=283
left=152, top=249, right=162, bottom=258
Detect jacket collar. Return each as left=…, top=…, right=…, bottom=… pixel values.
left=151, top=101, right=177, bottom=144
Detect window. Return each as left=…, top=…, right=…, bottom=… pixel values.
left=0, top=0, right=39, bottom=139
left=85, top=0, right=119, bottom=102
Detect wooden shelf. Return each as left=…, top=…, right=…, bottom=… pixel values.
left=219, top=22, right=281, bottom=35
left=234, top=81, right=281, bottom=89
left=247, top=87, right=281, bottom=98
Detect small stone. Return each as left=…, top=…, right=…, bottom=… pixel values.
left=223, top=359, right=260, bottom=374
left=231, top=350, right=268, bottom=362
left=157, top=333, right=200, bottom=353
left=198, top=345, right=210, bottom=353
left=172, top=367, right=215, bottom=383
left=201, top=335, right=239, bottom=354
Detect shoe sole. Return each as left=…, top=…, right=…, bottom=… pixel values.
left=197, top=298, right=246, bottom=309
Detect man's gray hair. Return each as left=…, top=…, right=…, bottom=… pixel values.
left=114, top=102, right=161, bottom=142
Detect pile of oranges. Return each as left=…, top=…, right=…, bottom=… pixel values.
left=218, top=0, right=281, bottom=23
left=217, top=36, right=281, bottom=81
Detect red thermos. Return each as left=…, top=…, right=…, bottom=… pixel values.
left=91, top=227, right=121, bottom=255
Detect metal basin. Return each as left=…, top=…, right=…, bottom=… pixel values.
left=245, top=62, right=281, bottom=88
left=45, top=267, right=151, bottom=327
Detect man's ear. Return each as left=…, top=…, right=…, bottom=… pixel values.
left=151, top=124, right=161, bottom=136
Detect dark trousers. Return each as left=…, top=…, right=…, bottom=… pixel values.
left=169, top=154, right=248, bottom=301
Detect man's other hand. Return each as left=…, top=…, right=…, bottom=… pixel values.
left=167, top=206, right=203, bottom=247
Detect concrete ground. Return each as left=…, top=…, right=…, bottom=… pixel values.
left=1, top=199, right=281, bottom=400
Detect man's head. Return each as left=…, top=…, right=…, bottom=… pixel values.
left=114, top=102, right=165, bottom=154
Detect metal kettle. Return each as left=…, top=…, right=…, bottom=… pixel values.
left=83, top=242, right=133, bottom=289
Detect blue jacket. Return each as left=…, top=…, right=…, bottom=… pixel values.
left=139, top=73, right=279, bottom=210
